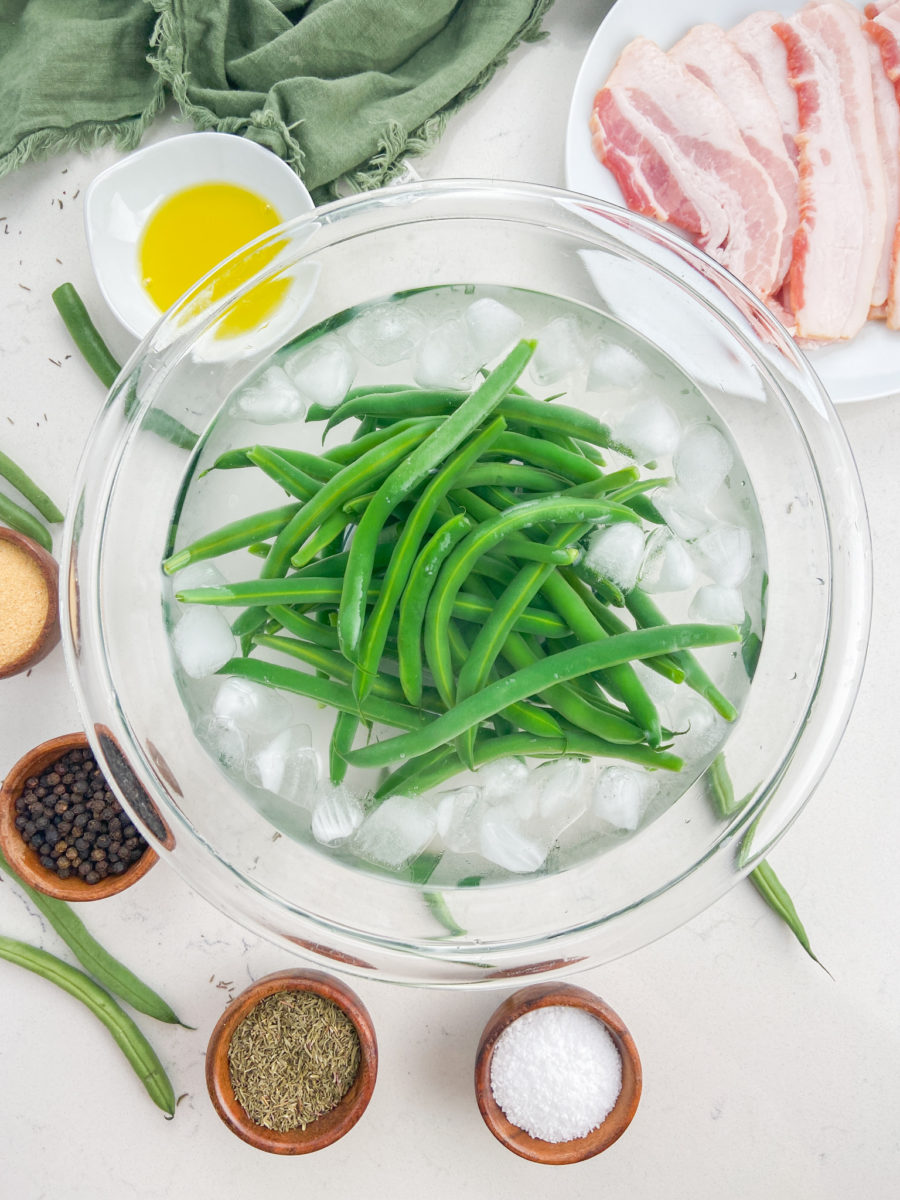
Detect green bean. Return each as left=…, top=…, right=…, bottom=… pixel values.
left=423, top=495, right=641, bottom=709
left=267, top=605, right=340, bottom=649
left=0, top=492, right=52, bottom=550
left=346, top=623, right=740, bottom=769
left=51, top=282, right=121, bottom=389
left=0, top=847, right=185, bottom=1025
left=559, top=569, right=685, bottom=685
left=163, top=502, right=301, bottom=574
left=0, top=449, right=64, bottom=523
left=219, top=655, right=433, bottom=730
left=353, top=417, right=506, bottom=702
left=374, top=720, right=684, bottom=800
left=320, top=417, right=425, bottom=463
left=254, top=632, right=445, bottom=711
left=338, top=340, right=536, bottom=659
left=707, top=752, right=739, bottom=818
left=451, top=463, right=567, bottom=492
left=450, top=489, right=582, bottom=565
left=202, top=445, right=341, bottom=480
left=398, top=512, right=473, bottom=706
left=538, top=570, right=662, bottom=746
left=289, top=536, right=398, bottom=580
left=319, top=387, right=468, bottom=434
left=245, top=447, right=322, bottom=501
left=229, top=420, right=441, bottom=647
left=749, top=860, right=824, bottom=968
left=0, top=935, right=175, bottom=1115
left=289, top=509, right=352, bottom=569
left=491, top=431, right=605, bottom=485
left=329, top=711, right=359, bottom=784
left=455, top=547, right=572, bottom=765
left=178, top=578, right=369, bottom=607
left=495, top=622, right=644, bottom=746
left=453, top=592, right=569, bottom=638
left=625, top=587, right=738, bottom=720
left=446, top=619, right=563, bottom=740
left=261, top=419, right=442, bottom=582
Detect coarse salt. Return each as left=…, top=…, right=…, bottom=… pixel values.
left=490, top=1005, right=623, bottom=1143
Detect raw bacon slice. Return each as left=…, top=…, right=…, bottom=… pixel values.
left=670, top=22, right=799, bottom=290
left=864, top=0, right=900, bottom=326
left=830, top=0, right=900, bottom=317
left=775, top=3, right=887, bottom=340
left=730, top=10, right=801, bottom=165
left=590, top=37, right=786, bottom=301
left=864, top=1, right=900, bottom=87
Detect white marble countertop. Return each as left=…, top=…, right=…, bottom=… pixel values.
left=1, top=4, right=899, bottom=1197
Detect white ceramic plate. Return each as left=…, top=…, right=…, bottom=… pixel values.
left=565, top=0, right=898, bottom=404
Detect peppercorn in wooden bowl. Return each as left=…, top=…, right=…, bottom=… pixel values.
left=0, top=732, right=157, bottom=901
left=205, top=968, right=378, bottom=1154
left=474, top=981, right=642, bottom=1164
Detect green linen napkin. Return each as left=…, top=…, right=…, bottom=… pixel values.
left=0, top=0, right=554, bottom=198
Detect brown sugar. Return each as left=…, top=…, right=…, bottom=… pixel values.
left=0, top=538, right=50, bottom=666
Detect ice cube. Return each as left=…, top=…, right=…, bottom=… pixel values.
left=654, top=486, right=711, bottom=541
left=692, top=524, right=752, bottom=588
left=479, top=808, right=547, bottom=874
left=283, top=338, right=357, bottom=409
left=674, top=422, right=733, bottom=503
left=435, top=786, right=482, bottom=854
left=346, top=301, right=426, bottom=365
left=246, top=725, right=318, bottom=802
left=171, top=607, right=239, bottom=678
left=464, top=298, right=524, bottom=362
left=352, top=794, right=437, bottom=869
left=474, top=757, right=532, bottom=808
left=534, top=758, right=590, bottom=835
left=413, top=317, right=481, bottom=389
left=212, top=677, right=293, bottom=735
left=311, top=784, right=365, bottom=845
left=689, top=584, right=744, bottom=625
left=613, top=398, right=681, bottom=463
left=530, top=316, right=586, bottom=385
left=195, top=714, right=247, bottom=773
left=232, top=365, right=305, bottom=424
left=639, top=527, right=696, bottom=593
left=592, top=766, right=647, bottom=831
left=173, top=562, right=227, bottom=593
left=587, top=340, right=649, bottom=392
left=670, top=695, right=725, bottom=757
left=582, top=522, right=645, bottom=592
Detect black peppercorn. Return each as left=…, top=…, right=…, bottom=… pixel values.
left=12, top=746, right=149, bottom=885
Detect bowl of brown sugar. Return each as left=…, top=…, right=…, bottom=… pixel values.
left=0, top=528, right=60, bottom=679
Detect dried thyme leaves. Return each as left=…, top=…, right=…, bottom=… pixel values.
left=227, top=990, right=361, bottom=1131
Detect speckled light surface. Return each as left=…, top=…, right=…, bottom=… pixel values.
left=1, top=4, right=899, bottom=1197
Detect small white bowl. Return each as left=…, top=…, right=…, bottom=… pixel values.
left=84, top=131, right=315, bottom=339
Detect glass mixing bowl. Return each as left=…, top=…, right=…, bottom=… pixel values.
left=61, top=180, right=871, bottom=987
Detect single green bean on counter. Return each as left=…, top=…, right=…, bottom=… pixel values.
left=0, top=847, right=185, bottom=1025
left=0, top=492, right=53, bottom=551
left=0, top=449, right=64, bottom=524
left=51, top=282, right=121, bottom=389
left=0, top=935, right=175, bottom=1115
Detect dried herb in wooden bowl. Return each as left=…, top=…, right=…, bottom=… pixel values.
left=227, top=989, right=361, bottom=1131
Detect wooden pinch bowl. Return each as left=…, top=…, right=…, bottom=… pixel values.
left=474, top=982, right=642, bottom=1165
left=0, top=732, right=157, bottom=901
left=0, top=526, right=60, bottom=679
left=205, top=969, right=378, bottom=1154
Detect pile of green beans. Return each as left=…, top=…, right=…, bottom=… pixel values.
left=166, top=338, right=741, bottom=799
